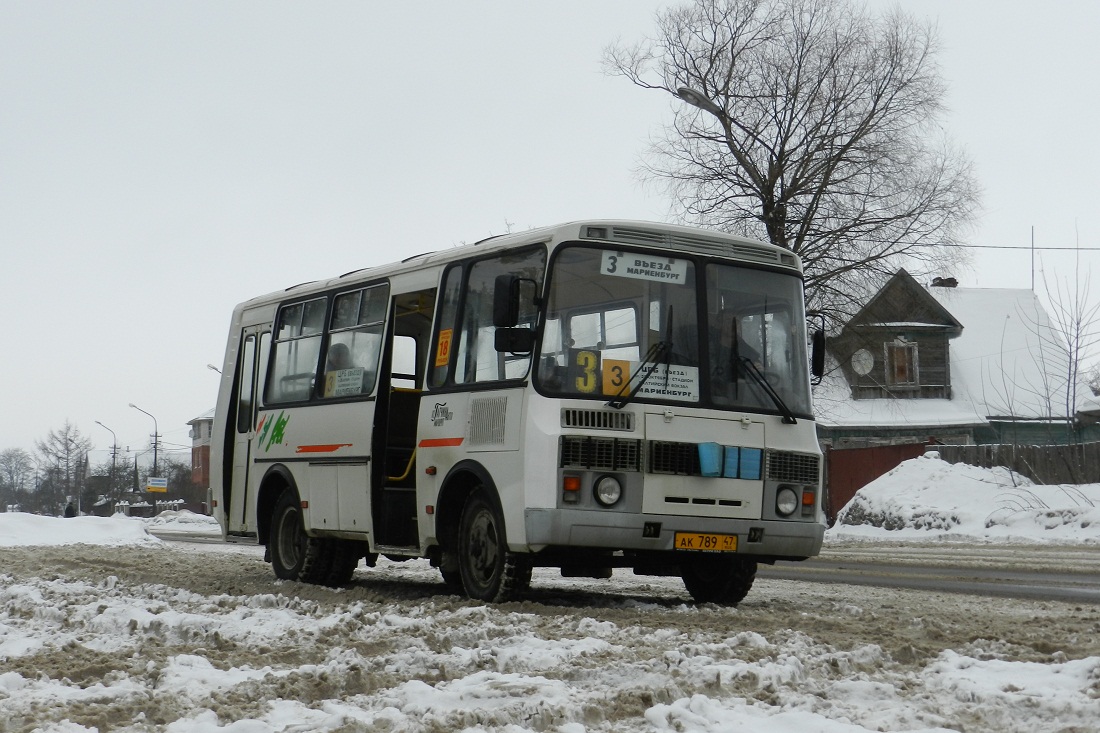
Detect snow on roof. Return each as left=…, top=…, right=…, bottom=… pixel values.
left=856, top=321, right=953, bottom=329
left=188, top=407, right=215, bottom=424
left=928, top=287, right=1088, bottom=419
left=814, top=282, right=1093, bottom=428
left=813, top=353, right=987, bottom=429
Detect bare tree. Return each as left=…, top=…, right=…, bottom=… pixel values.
left=1036, top=265, right=1100, bottom=441
left=35, top=421, right=94, bottom=514
left=0, top=447, right=34, bottom=509
left=1085, top=362, right=1100, bottom=397
left=604, top=0, right=979, bottom=321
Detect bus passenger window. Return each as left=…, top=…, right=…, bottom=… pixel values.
left=266, top=298, right=326, bottom=403
left=322, top=284, right=388, bottom=399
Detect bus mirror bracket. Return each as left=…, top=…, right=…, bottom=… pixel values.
left=493, top=275, right=539, bottom=328
left=495, top=328, right=535, bottom=354
left=493, top=275, right=521, bottom=327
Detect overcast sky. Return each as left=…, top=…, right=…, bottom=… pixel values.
left=2, top=1, right=1097, bottom=465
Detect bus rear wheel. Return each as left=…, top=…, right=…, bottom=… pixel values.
left=457, top=488, right=528, bottom=602
left=270, top=488, right=335, bottom=585
left=680, top=555, right=757, bottom=605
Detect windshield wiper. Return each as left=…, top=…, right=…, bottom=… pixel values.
left=607, top=340, right=671, bottom=409
left=609, top=305, right=676, bottom=409
left=738, top=356, right=797, bottom=424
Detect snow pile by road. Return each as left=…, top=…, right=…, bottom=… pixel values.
left=0, top=511, right=161, bottom=547
left=831, top=452, right=1100, bottom=544
left=142, top=509, right=222, bottom=537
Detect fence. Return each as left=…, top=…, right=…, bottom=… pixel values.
left=825, top=443, right=929, bottom=523
left=932, top=442, right=1100, bottom=485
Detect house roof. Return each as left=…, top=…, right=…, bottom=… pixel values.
left=814, top=276, right=1098, bottom=428
left=844, top=269, right=963, bottom=336
left=927, top=287, right=1094, bottom=419
left=813, top=353, right=988, bottom=429
left=188, top=408, right=215, bottom=424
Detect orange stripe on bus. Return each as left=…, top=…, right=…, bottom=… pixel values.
left=418, top=437, right=464, bottom=448
left=295, top=443, right=354, bottom=454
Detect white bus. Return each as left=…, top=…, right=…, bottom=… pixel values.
left=211, top=221, right=826, bottom=604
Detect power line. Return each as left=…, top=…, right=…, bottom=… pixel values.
left=940, top=243, right=1100, bottom=251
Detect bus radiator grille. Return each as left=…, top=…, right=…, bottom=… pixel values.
left=647, top=441, right=701, bottom=476
left=560, top=408, right=634, bottom=431
left=766, top=451, right=820, bottom=484
left=559, top=436, right=642, bottom=471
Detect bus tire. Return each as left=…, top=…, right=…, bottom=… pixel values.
left=680, top=556, right=757, bottom=605
left=457, top=488, right=527, bottom=602
left=323, top=540, right=362, bottom=587
left=439, top=567, right=463, bottom=594
left=269, top=487, right=330, bottom=584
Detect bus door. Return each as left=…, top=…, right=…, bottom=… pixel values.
left=227, top=327, right=266, bottom=534
left=372, top=287, right=436, bottom=548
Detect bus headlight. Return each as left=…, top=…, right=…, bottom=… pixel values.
left=593, top=476, right=623, bottom=507
left=776, top=486, right=799, bottom=517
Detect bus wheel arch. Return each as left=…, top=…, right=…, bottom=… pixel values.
left=256, top=465, right=295, bottom=547
left=435, top=462, right=495, bottom=566
left=436, top=462, right=529, bottom=602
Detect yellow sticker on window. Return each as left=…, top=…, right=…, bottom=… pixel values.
left=435, top=329, right=453, bottom=368
left=602, top=358, right=631, bottom=396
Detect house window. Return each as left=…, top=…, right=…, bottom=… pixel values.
left=885, top=338, right=918, bottom=387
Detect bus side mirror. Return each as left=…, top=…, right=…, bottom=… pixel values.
left=811, top=329, right=825, bottom=380
left=493, top=275, right=521, bottom=327
left=495, top=328, right=535, bottom=354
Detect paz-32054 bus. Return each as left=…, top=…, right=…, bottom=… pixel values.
left=211, top=221, right=826, bottom=604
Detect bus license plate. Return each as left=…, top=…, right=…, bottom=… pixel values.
left=674, top=532, right=738, bottom=552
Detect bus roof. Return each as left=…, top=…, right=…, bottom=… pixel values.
left=233, top=220, right=801, bottom=311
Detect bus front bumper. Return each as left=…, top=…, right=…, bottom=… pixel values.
left=523, top=507, right=824, bottom=560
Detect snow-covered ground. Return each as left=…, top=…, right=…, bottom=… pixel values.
left=1, top=454, right=1098, bottom=732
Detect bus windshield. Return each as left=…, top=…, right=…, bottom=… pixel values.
left=536, top=245, right=812, bottom=417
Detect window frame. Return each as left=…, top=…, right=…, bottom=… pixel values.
left=884, top=338, right=920, bottom=388
left=428, top=244, right=547, bottom=390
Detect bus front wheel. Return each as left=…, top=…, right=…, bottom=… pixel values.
left=270, top=487, right=332, bottom=584
left=457, top=488, right=528, bottom=602
left=680, top=555, right=757, bottom=605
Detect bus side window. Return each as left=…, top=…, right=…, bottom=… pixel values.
left=266, top=298, right=326, bottom=404
left=453, top=247, right=546, bottom=385
left=236, top=334, right=256, bottom=434
left=429, top=265, right=463, bottom=388
left=322, top=284, right=388, bottom=399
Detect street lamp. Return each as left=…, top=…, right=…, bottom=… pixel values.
left=128, top=403, right=159, bottom=476
left=676, top=86, right=726, bottom=118
left=95, top=420, right=118, bottom=496
left=206, top=363, right=222, bottom=374
left=676, top=85, right=774, bottom=230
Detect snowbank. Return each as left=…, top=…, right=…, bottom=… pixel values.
left=831, top=452, right=1100, bottom=544
left=0, top=512, right=161, bottom=547
left=142, top=509, right=222, bottom=537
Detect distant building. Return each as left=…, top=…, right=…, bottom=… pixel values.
left=815, top=269, right=1100, bottom=448
left=187, top=409, right=214, bottom=487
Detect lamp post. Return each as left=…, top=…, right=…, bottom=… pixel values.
left=128, top=403, right=159, bottom=477
left=676, top=85, right=782, bottom=240
left=676, top=86, right=725, bottom=118
left=95, top=420, right=118, bottom=497
left=676, top=86, right=754, bottom=176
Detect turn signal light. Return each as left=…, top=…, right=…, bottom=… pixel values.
left=563, top=476, right=581, bottom=492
